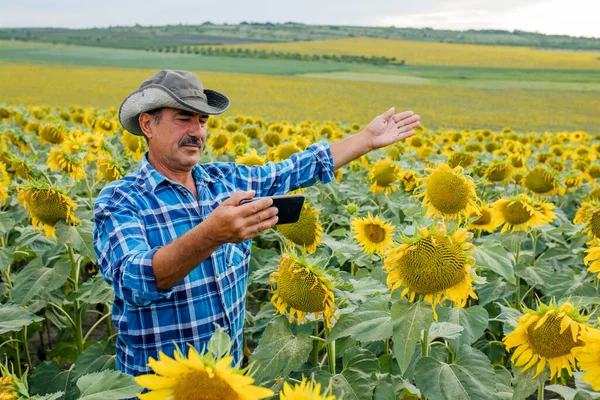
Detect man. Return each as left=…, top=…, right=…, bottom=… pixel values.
left=93, top=69, right=420, bottom=377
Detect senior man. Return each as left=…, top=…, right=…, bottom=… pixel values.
left=93, top=69, right=420, bottom=377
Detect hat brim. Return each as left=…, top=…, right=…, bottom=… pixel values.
left=119, top=84, right=230, bottom=136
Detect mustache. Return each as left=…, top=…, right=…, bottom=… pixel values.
left=178, top=136, right=203, bottom=148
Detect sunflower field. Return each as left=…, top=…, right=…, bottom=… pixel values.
left=2, top=103, right=600, bottom=400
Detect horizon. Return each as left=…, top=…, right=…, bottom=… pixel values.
left=1, top=0, right=599, bottom=39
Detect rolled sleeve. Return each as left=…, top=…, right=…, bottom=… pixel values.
left=234, top=142, right=336, bottom=196
left=94, top=198, right=174, bottom=307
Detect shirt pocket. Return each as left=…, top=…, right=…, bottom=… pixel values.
left=224, top=243, right=251, bottom=285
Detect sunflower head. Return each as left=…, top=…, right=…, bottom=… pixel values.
left=503, top=301, right=588, bottom=379
left=122, top=130, right=147, bottom=161
left=415, top=163, right=480, bottom=224
left=242, top=126, right=262, bottom=139
left=135, top=342, right=274, bottom=400
left=223, top=122, right=240, bottom=133
left=574, top=200, right=600, bottom=244
left=448, top=151, right=476, bottom=169
left=236, top=148, right=266, bottom=167
left=94, top=117, right=117, bottom=135
left=39, top=124, right=66, bottom=145
left=208, top=131, right=231, bottom=155
left=369, top=158, right=400, bottom=194
left=522, top=166, right=564, bottom=196
left=485, top=160, right=513, bottom=182
left=273, top=142, right=301, bottom=162
left=492, top=194, right=555, bottom=234
left=589, top=187, right=600, bottom=201
left=384, top=222, right=477, bottom=317
left=468, top=205, right=500, bottom=233
left=17, top=183, right=81, bottom=240
left=572, top=328, right=600, bottom=391
left=563, top=170, right=583, bottom=190
left=277, top=203, right=323, bottom=254
left=280, top=377, right=336, bottom=400
left=351, top=213, right=396, bottom=255
left=262, top=131, right=282, bottom=147
left=96, top=156, right=125, bottom=183
left=270, top=252, right=337, bottom=328
left=47, top=147, right=86, bottom=181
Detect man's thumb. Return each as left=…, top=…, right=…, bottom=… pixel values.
left=225, top=190, right=255, bottom=206
left=382, top=107, right=395, bottom=120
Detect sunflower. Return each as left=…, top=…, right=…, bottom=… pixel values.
left=262, top=131, right=282, bottom=147
left=122, top=130, right=147, bottom=161
left=223, top=122, right=240, bottom=133
left=0, top=162, right=9, bottom=205
left=277, top=203, right=322, bottom=254
left=96, top=156, right=125, bottom=183
left=0, top=375, right=17, bottom=400
left=503, top=301, right=588, bottom=379
left=351, top=213, right=395, bottom=255
left=492, top=194, right=555, bottom=234
left=279, top=377, right=336, bottom=400
left=236, top=149, right=266, bottom=167
left=574, top=200, right=600, bottom=245
left=415, top=163, right=480, bottom=224
left=242, top=126, right=261, bottom=139
left=47, top=147, right=86, bottom=181
left=94, top=117, right=118, bottom=135
left=273, top=142, right=302, bottom=162
left=468, top=205, right=500, bottom=233
left=384, top=222, right=477, bottom=316
left=589, top=187, right=600, bottom=201
left=485, top=160, right=513, bottom=182
left=270, top=253, right=337, bottom=328
left=563, top=170, right=583, bottom=191
left=135, top=346, right=273, bottom=400
left=6, top=131, right=30, bottom=154
left=572, top=327, right=600, bottom=390
left=39, top=124, right=65, bottom=145
left=448, top=151, right=475, bottom=169
left=401, top=170, right=418, bottom=193
left=369, top=158, right=400, bottom=195
left=17, top=184, right=81, bottom=240
left=522, top=166, right=564, bottom=196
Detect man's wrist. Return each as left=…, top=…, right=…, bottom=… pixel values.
left=357, top=129, right=376, bottom=153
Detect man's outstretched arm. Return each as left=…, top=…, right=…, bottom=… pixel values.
left=329, top=108, right=420, bottom=170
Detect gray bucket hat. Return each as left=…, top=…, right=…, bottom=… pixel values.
left=118, top=69, right=230, bottom=136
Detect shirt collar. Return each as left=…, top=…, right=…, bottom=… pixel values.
left=139, top=153, right=218, bottom=191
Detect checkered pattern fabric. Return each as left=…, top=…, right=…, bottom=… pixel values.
left=93, top=142, right=334, bottom=376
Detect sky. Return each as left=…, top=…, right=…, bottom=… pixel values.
left=1, top=0, right=599, bottom=38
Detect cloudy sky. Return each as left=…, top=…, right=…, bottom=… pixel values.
left=1, top=0, right=599, bottom=38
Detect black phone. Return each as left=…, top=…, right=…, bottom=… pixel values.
left=240, top=194, right=305, bottom=225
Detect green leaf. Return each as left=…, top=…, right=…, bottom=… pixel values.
left=0, top=247, right=14, bottom=273
left=515, top=262, right=554, bottom=287
left=0, top=304, right=43, bottom=334
left=438, top=305, right=489, bottom=348
left=391, top=301, right=434, bottom=374
left=510, top=363, right=550, bottom=400
left=28, top=361, right=72, bottom=397
left=473, top=240, right=515, bottom=282
left=0, top=211, right=16, bottom=232
left=76, top=370, right=142, bottom=400
left=374, top=381, right=396, bottom=400
left=476, top=281, right=516, bottom=306
left=342, top=277, right=389, bottom=304
left=71, top=274, right=114, bottom=305
left=71, top=343, right=116, bottom=382
left=329, top=296, right=393, bottom=343
left=414, top=345, right=496, bottom=400
left=208, top=327, right=231, bottom=360
left=428, top=322, right=464, bottom=343
left=31, top=393, right=65, bottom=400
left=55, top=220, right=96, bottom=263
left=249, top=315, right=313, bottom=384
left=12, top=258, right=70, bottom=307
left=314, top=347, right=380, bottom=400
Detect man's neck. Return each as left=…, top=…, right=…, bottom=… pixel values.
left=147, top=152, right=195, bottom=189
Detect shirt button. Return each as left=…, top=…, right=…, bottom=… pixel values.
left=216, top=273, right=220, bottom=279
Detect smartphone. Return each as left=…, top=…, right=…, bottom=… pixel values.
left=240, top=194, right=305, bottom=225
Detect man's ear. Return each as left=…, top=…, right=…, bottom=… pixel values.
left=139, top=113, right=153, bottom=139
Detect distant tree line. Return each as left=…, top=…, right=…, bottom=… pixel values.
left=146, top=46, right=405, bottom=66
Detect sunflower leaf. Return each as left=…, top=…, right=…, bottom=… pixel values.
left=0, top=247, right=14, bottom=273
left=414, top=345, right=496, bottom=400
left=510, top=363, right=550, bottom=400
left=76, top=370, right=142, bottom=400
left=328, top=295, right=393, bottom=343
left=391, top=300, right=434, bottom=374
left=55, top=220, right=96, bottom=263
left=437, top=305, right=489, bottom=348
left=70, top=274, right=114, bottom=305
left=249, top=315, right=313, bottom=384
left=473, top=240, right=515, bottom=282
left=11, top=257, right=70, bottom=308
left=0, top=304, right=44, bottom=335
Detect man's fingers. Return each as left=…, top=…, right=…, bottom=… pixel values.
left=223, top=190, right=256, bottom=206
left=398, top=130, right=416, bottom=140
left=247, top=215, right=279, bottom=237
left=398, top=120, right=421, bottom=133
left=396, top=114, right=420, bottom=127
left=238, top=197, right=274, bottom=217
left=250, top=206, right=278, bottom=225
left=392, top=110, right=415, bottom=123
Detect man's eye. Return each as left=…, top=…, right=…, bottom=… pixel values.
left=178, top=118, right=190, bottom=122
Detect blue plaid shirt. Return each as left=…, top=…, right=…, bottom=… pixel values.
left=93, top=142, right=335, bottom=377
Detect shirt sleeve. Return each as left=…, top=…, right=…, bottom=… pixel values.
left=93, top=192, right=174, bottom=307
left=233, top=141, right=336, bottom=197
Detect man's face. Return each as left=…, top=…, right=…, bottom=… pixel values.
left=143, top=107, right=209, bottom=171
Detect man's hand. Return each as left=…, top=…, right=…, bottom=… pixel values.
left=205, top=190, right=279, bottom=244
left=364, top=108, right=420, bottom=150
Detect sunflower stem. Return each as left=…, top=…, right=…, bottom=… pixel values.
left=67, top=245, right=84, bottom=355
left=421, top=329, right=429, bottom=357
left=11, top=332, right=21, bottom=378
left=22, top=326, right=31, bottom=373
left=324, top=327, right=336, bottom=374
left=105, top=304, right=114, bottom=342
left=531, top=230, right=538, bottom=267
left=312, top=324, right=320, bottom=366
left=537, top=382, right=544, bottom=400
